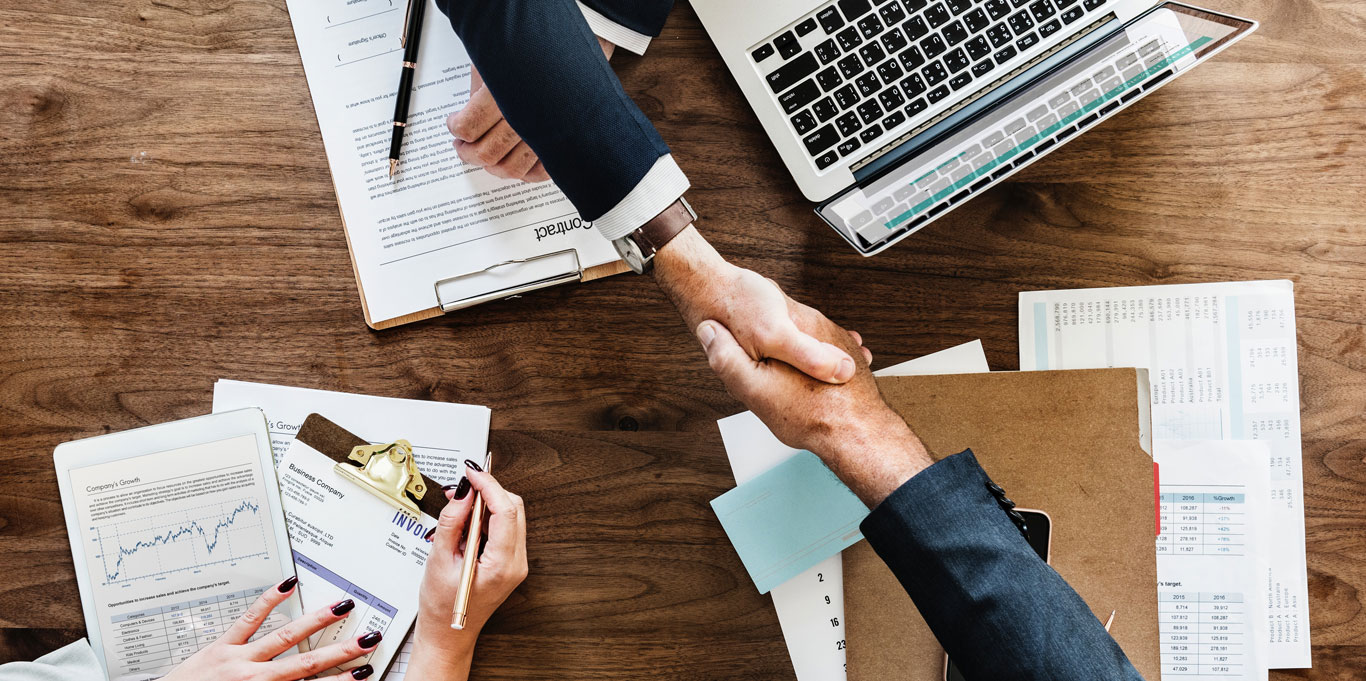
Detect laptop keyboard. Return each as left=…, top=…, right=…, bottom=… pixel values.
left=753, top=0, right=1111, bottom=170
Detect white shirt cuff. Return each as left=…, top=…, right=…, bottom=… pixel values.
left=577, top=1, right=653, bottom=56
left=593, top=154, right=691, bottom=241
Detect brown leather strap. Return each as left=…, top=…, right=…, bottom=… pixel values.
left=296, top=413, right=449, bottom=519
left=637, top=198, right=695, bottom=252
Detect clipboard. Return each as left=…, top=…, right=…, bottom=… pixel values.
left=284, top=413, right=461, bottom=679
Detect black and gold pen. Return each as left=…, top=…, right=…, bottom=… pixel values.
left=389, top=0, right=427, bottom=177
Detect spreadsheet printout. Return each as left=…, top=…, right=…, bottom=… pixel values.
left=1019, top=280, right=1308, bottom=667
left=1155, top=440, right=1271, bottom=680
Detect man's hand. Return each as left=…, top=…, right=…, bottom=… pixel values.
left=653, top=227, right=862, bottom=384
left=695, top=313, right=934, bottom=506
left=446, top=37, right=615, bottom=183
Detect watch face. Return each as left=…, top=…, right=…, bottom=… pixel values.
left=614, top=237, right=646, bottom=274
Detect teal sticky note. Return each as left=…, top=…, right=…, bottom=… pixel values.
left=710, top=451, right=869, bottom=594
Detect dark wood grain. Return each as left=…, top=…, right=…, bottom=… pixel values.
left=1, top=0, right=1362, bottom=678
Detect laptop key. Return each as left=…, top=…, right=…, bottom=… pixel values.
left=902, top=0, right=929, bottom=11
left=882, top=109, right=907, bottom=129
left=753, top=44, right=776, bottom=62
left=921, top=34, right=947, bottom=58
left=894, top=184, right=918, bottom=201
left=923, top=60, right=948, bottom=85
left=1057, top=0, right=1078, bottom=6
left=1029, top=0, right=1056, bottom=22
left=815, top=39, right=841, bottom=64
left=1082, top=0, right=1106, bottom=10
left=857, top=15, right=885, bottom=39
left=817, top=66, right=843, bottom=91
left=849, top=209, right=875, bottom=227
left=1004, top=117, right=1026, bottom=134
left=900, top=72, right=927, bottom=96
left=775, top=31, right=801, bottom=59
left=1015, top=32, right=1039, bottom=51
left=859, top=124, right=884, bottom=143
left=993, top=45, right=1018, bottom=63
left=985, top=0, right=1011, bottom=19
left=972, top=60, right=994, bottom=77
left=813, top=97, right=839, bottom=121
left=966, top=36, right=991, bottom=61
left=766, top=52, right=819, bottom=93
left=780, top=79, right=821, bottom=113
left=879, top=85, right=906, bottom=109
left=943, top=21, right=969, bottom=46
left=1060, top=6, right=1083, bottom=23
left=965, top=8, right=991, bottom=32
left=877, top=59, right=904, bottom=84
left=872, top=196, right=894, bottom=215
left=902, top=15, right=929, bottom=40
left=1037, top=18, right=1061, bottom=38
left=796, top=17, right=819, bottom=36
left=838, top=54, right=863, bottom=79
left=881, top=27, right=909, bottom=53
left=1027, top=105, right=1048, bottom=121
left=816, top=149, right=841, bottom=169
left=837, top=136, right=862, bottom=156
left=900, top=46, right=926, bottom=70
left=818, top=7, right=846, bottom=34
left=837, top=26, right=863, bottom=51
left=905, top=97, right=928, bottom=115
left=856, top=72, right=881, bottom=96
left=943, top=48, right=970, bottom=73
left=791, top=110, right=818, bottom=134
left=1010, top=0, right=1029, bottom=7
left=857, top=99, right=884, bottom=124
left=926, top=84, right=950, bottom=103
left=839, top=0, right=874, bottom=20
left=1008, top=11, right=1034, bottom=34
left=803, top=123, right=840, bottom=154
left=1048, top=91, right=1070, bottom=108
left=836, top=111, right=863, bottom=136
left=880, top=2, right=907, bottom=24
left=987, top=23, right=1012, bottom=47
left=925, top=3, right=951, bottom=28
left=859, top=41, right=887, bottom=67
left=948, top=72, right=972, bottom=90
left=834, top=84, right=860, bottom=109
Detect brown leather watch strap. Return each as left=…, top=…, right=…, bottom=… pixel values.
left=636, top=198, right=696, bottom=252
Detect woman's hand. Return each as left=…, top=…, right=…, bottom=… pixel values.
left=404, top=465, right=529, bottom=680
left=161, top=576, right=382, bottom=681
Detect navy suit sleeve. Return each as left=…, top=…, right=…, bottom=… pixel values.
left=581, top=0, right=675, bottom=36
left=859, top=450, right=1145, bottom=680
left=433, top=0, right=673, bottom=222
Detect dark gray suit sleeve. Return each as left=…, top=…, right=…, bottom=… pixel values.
left=859, top=450, right=1145, bottom=680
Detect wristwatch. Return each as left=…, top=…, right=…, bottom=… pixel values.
left=611, top=197, right=697, bottom=274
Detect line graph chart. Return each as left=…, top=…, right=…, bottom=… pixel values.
left=94, top=498, right=272, bottom=584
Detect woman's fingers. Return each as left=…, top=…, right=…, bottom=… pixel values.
left=466, top=467, right=526, bottom=579
left=220, top=576, right=297, bottom=645
left=430, top=485, right=477, bottom=570
left=317, top=664, right=376, bottom=680
left=249, top=598, right=357, bottom=661
left=269, top=630, right=381, bottom=680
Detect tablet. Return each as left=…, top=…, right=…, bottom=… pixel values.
left=54, top=408, right=302, bottom=680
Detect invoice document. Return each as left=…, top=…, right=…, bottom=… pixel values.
left=716, top=340, right=990, bottom=681
left=212, top=379, right=489, bottom=680
left=286, top=0, right=619, bottom=326
left=1155, top=440, right=1271, bottom=681
left=1019, top=280, right=1309, bottom=667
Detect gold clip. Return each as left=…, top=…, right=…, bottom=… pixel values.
left=400, top=0, right=415, bottom=48
left=335, top=440, right=426, bottom=517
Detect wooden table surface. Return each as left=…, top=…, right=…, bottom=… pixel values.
left=1, top=0, right=1362, bottom=677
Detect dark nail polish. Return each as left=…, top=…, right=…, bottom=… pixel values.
left=452, top=477, right=471, bottom=500
left=277, top=576, right=298, bottom=593
left=331, top=599, right=355, bottom=616
left=357, top=630, right=382, bottom=648
left=464, top=459, right=483, bottom=473
left=424, top=528, right=436, bottom=541
left=350, top=665, right=374, bottom=680
left=441, top=483, right=460, bottom=491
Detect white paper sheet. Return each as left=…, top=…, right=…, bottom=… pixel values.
left=716, top=340, right=991, bottom=681
left=1155, top=440, right=1270, bottom=681
left=285, top=0, right=619, bottom=325
left=212, top=379, right=491, bottom=680
left=1019, top=281, right=1309, bottom=667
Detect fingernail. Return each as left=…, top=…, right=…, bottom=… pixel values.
left=464, top=459, right=483, bottom=473
left=696, top=322, right=716, bottom=350
left=424, top=527, right=436, bottom=541
left=331, top=599, right=355, bottom=616
left=441, top=483, right=460, bottom=491
left=357, top=631, right=382, bottom=648
left=277, top=576, right=298, bottom=593
left=833, top=356, right=855, bottom=382
left=452, top=477, right=471, bottom=500
left=350, top=665, right=374, bottom=680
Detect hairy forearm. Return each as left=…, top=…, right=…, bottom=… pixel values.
left=650, top=224, right=729, bottom=327
left=821, top=412, right=935, bottom=507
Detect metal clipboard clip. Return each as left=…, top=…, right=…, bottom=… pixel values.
left=433, top=248, right=584, bottom=313
left=335, top=439, right=428, bottom=518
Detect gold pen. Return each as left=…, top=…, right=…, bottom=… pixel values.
left=451, top=451, right=492, bottom=630
left=1104, top=610, right=1116, bottom=632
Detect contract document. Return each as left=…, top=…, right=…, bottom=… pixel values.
left=1155, top=440, right=1271, bottom=681
left=1019, top=280, right=1309, bottom=667
left=286, top=0, right=620, bottom=327
left=716, top=341, right=990, bottom=681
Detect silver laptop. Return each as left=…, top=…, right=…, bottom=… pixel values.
left=691, top=0, right=1255, bottom=255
